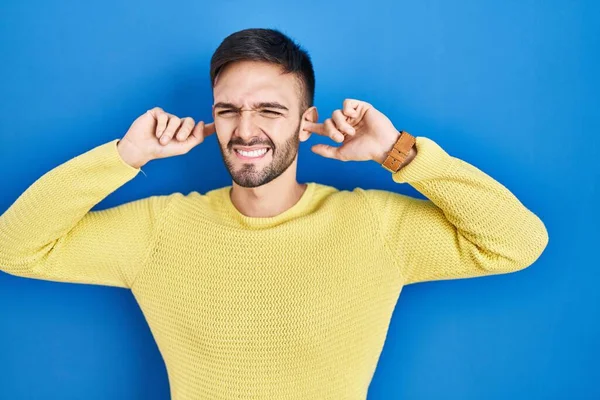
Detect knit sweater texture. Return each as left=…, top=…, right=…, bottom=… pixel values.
left=0, top=136, right=548, bottom=399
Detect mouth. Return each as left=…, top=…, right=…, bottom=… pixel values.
left=233, top=147, right=271, bottom=161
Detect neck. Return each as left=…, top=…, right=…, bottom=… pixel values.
left=229, top=160, right=307, bottom=218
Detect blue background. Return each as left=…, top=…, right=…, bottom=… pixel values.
left=1, top=1, right=598, bottom=399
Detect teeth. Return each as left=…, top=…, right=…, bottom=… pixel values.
left=236, top=148, right=268, bottom=157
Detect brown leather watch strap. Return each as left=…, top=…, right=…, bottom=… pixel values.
left=381, top=130, right=416, bottom=173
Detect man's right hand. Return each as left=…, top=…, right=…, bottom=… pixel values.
left=117, top=106, right=216, bottom=169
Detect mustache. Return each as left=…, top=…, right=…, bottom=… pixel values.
left=228, top=139, right=274, bottom=149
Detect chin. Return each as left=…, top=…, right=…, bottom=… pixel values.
left=230, top=168, right=280, bottom=188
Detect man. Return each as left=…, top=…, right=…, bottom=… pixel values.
left=0, top=28, right=548, bottom=399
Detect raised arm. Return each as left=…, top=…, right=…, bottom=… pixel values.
left=303, top=98, right=548, bottom=286
left=0, top=139, right=175, bottom=288
left=0, top=107, right=215, bottom=289
left=360, top=136, right=549, bottom=285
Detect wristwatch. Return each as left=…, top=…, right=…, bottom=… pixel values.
left=381, top=130, right=416, bottom=173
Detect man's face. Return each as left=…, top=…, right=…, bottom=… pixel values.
left=212, top=60, right=311, bottom=188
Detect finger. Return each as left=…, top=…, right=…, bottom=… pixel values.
left=151, top=108, right=169, bottom=139
left=303, top=120, right=326, bottom=135
left=190, top=121, right=205, bottom=143
left=324, top=118, right=345, bottom=142
left=176, top=117, right=195, bottom=141
left=342, top=98, right=362, bottom=118
left=160, top=116, right=182, bottom=144
left=311, top=143, right=342, bottom=160
left=332, top=109, right=355, bottom=136
left=148, top=107, right=169, bottom=139
left=160, top=124, right=205, bottom=156
left=203, top=121, right=216, bottom=137
left=188, top=121, right=204, bottom=143
left=157, top=137, right=197, bottom=158
left=178, top=121, right=216, bottom=153
left=181, top=122, right=206, bottom=150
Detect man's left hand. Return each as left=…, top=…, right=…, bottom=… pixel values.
left=304, top=99, right=416, bottom=165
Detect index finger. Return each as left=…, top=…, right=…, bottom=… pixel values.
left=203, top=121, right=216, bottom=137
left=190, top=121, right=216, bottom=141
left=304, top=120, right=326, bottom=135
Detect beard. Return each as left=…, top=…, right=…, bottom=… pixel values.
left=219, top=121, right=301, bottom=188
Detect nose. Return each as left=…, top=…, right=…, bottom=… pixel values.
left=235, top=109, right=259, bottom=140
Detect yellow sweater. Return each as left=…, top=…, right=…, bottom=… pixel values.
left=0, top=136, right=548, bottom=399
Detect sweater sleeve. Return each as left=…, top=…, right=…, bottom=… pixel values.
left=359, top=136, right=549, bottom=286
left=0, top=139, right=174, bottom=289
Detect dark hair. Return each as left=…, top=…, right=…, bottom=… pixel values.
left=210, top=28, right=315, bottom=113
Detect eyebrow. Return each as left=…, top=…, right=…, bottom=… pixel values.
left=213, top=102, right=289, bottom=112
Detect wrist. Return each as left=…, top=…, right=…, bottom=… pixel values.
left=117, top=139, right=148, bottom=169
left=398, top=145, right=417, bottom=168
left=375, top=146, right=416, bottom=167
left=377, top=130, right=417, bottom=172
left=373, top=131, right=401, bottom=164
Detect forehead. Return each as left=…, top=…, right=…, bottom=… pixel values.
left=213, top=60, right=298, bottom=108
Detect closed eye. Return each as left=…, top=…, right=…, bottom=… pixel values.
left=217, top=109, right=283, bottom=116
left=261, top=110, right=282, bottom=116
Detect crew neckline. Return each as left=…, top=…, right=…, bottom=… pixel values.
left=218, top=182, right=316, bottom=228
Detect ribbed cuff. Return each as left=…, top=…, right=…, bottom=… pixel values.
left=391, top=136, right=457, bottom=183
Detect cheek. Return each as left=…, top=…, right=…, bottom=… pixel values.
left=268, top=119, right=296, bottom=136
left=214, top=119, right=229, bottom=132
left=214, top=120, right=232, bottom=137
left=214, top=129, right=230, bottom=149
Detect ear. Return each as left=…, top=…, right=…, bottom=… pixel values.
left=299, top=106, right=318, bottom=142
